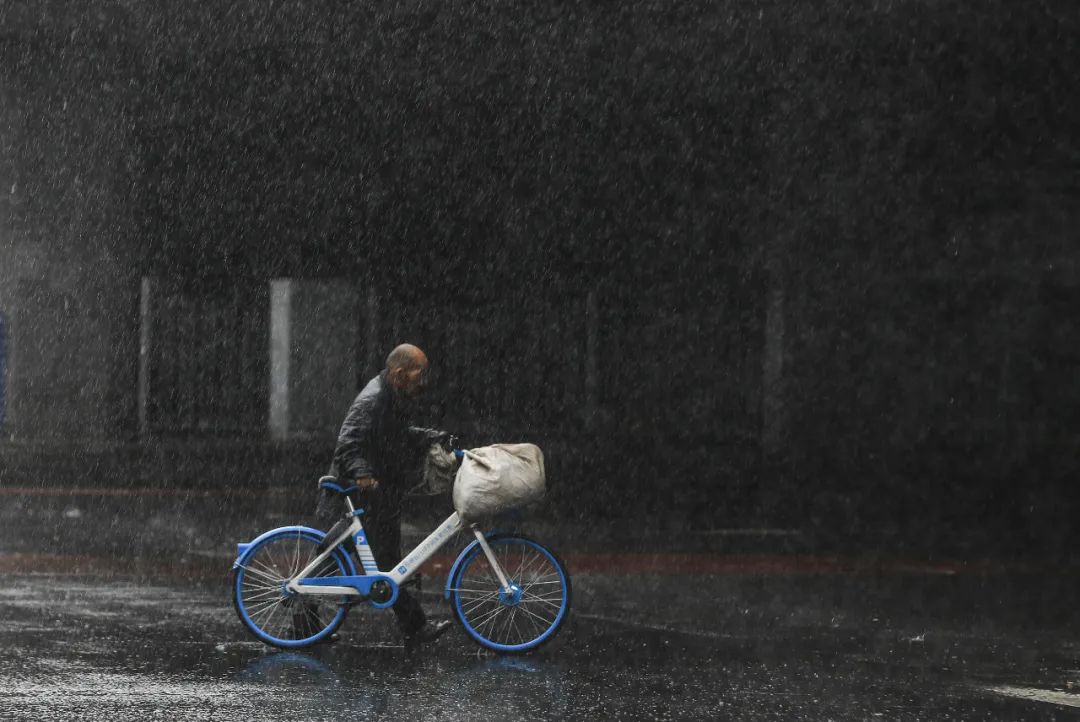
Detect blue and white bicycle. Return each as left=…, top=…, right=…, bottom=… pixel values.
left=231, top=463, right=571, bottom=654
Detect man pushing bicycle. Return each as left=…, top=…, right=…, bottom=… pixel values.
left=233, top=343, right=568, bottom=652
left=319, top=343, right=453, bottom=647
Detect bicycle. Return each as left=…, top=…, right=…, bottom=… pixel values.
left=231, top=454, right=571, bottom=654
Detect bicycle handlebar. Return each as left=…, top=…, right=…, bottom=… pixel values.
left=318, top=480, right=361, bottom=495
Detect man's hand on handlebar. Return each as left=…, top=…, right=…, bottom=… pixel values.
left=439, top=432, right=460, bottom=450
left=354, top=477, right=380, bottom=491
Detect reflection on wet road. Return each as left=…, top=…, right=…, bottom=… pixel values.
left=2, top=572, right=1079, bottom=720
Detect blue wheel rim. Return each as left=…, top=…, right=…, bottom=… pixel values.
left=451, top=537, right=570, bottom=653
left=233, top=530, right=352, bottom=648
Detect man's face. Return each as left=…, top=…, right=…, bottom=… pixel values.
left=399, top=364, right=427, bottom=398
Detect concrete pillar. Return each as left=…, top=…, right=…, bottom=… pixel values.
left=268, top=280, right=293, bottom=440
left=268, top=279, right=360, bottom=441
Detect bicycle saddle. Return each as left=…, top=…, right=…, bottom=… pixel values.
left=318, top=476, right=359, bottom=495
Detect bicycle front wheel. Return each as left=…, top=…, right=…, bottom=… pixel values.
left=232, top=528, right=352, bottom=648
left=449, top=534, right=571, bottom=654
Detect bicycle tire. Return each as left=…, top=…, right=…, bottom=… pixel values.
left=448, top=534, right=571, bottom=654
left=232, top=528, right=352, bottom=648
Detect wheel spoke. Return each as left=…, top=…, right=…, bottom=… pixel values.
left=301, top=602, right=325, bottom=633
left=241, top=574, right=280, bottom=589
left=515, top=603, right=557, bottom=628
left=513, top=551, right=548, bottom=580
left=522, top=603, right=545, bottom=638
left=245, top=597, right=284, bottom=613
left=240, top=582, right=281, bottom=597
left=455, top=589, right=501, bottom=600
left=472, top=602, right=508, bottom=631
left=462, top=594, right=500, bottom=615
left=241, top=563, right=282, bottom=585
left=264, top=544, right=285, bottom=577
left=250, top=560, right=286, bottom=583
left=248, top=598, right=283, bottom=624
left=500, top=604, right=517, bottom=642
left=243, top=589, right=285, bottom=604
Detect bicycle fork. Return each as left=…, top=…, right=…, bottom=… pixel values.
left=471, top=526, right=514, bottom=593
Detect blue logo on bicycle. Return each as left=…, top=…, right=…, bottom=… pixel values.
left=398, top=565, right=408, bottom=574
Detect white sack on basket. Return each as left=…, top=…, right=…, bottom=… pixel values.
left=453, top=443, right=546, bottom=521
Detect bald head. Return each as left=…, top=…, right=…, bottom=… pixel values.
left=385, top=343, right=429, bottom=396
left=385, top=343, right=428, bottom=373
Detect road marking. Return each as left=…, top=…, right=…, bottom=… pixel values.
left=985, top=685, right=1080, bottom=708
left=574, top=611, right=735, bottom=640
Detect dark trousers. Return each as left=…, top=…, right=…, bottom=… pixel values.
left=362, top=493, right=426, bottom=636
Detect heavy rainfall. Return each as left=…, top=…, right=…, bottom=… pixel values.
left=1, top=1, right=1079, bottom=720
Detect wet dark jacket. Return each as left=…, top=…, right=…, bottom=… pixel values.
left=330, top=371, right=442, bottom=495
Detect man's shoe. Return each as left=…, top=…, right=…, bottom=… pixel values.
left=404, top=619, right=453, bottom=647
left=312, top=632, right=340, bottom=646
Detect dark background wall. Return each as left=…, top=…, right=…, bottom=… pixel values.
left=0, top=2, right=141, bottom=442
left=1, top=0, right=1078, bottom=555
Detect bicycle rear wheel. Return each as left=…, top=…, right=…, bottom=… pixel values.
left=449, top=534, right=571, bottom=654
left=232, top=528, right=352, bottom=648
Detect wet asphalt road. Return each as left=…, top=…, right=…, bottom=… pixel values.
left=1, top=491, right=1080, bottom=720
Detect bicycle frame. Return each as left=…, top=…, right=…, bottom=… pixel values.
left=231, top=474, right=571, bottom=652
left=281, top=495, right=510, bottom=606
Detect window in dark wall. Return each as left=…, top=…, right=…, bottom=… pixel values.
left=11, top=282, right=83, bottom=440
left=142, top=278, right=269, bottom=436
